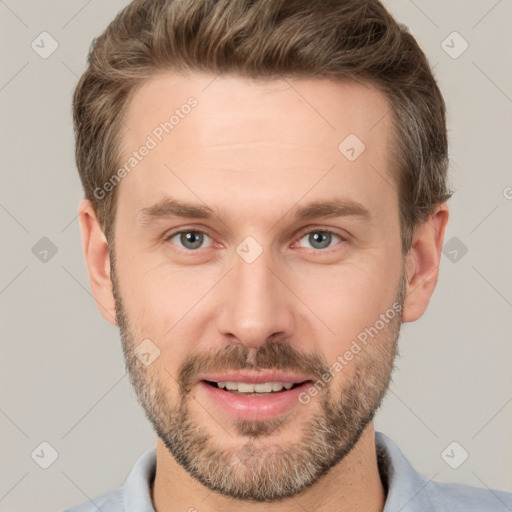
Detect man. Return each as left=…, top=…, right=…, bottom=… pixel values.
left=66, top=0, right=512, bottom=511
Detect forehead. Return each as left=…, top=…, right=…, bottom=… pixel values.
left=117, top=71, right=397, bottom=226
left=122, top=71, right=392, bottom=152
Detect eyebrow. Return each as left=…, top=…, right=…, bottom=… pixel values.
left=138, top=196, right=371, bottom=227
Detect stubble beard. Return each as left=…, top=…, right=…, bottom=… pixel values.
left=111, top=257, right=406, bottom=502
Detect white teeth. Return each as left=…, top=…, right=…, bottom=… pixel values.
left=237, top=382, right=257, bottom=393
left=254, top=383, right=273, bottom=393
left=216, top=381, right=296, bottom=393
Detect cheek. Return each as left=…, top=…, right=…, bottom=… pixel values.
left=302, top=261, right=399, bottom=317
left=294, top=258, right=401, bottom=356
left=114, top=262, right=182, bottom=345
left=117, top=262, right=213, bottom=359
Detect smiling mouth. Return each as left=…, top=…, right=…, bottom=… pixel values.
left=203, top=380, right=311, bottom=396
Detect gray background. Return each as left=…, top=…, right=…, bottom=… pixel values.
left=1, top=1, right=511, bottom=511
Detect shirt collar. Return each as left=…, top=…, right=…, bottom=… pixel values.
left=123, top=447, right=157, bottom=512
left=376, top=431, right=447, bottom=511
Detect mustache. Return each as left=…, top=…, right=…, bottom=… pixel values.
left=178, top=339, right=330, bottom=396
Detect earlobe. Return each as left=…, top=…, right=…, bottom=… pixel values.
left=78, top=199, right=118, bottom=326
left=402, top=203, right=449, bottom=323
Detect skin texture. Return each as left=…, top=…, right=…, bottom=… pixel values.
left=78, top=72, right=449, bottom=512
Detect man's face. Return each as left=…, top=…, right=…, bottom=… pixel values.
left=111, top=73, right=406, bottom=501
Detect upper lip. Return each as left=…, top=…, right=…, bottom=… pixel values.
left=197, top=370, right=313, bottom=385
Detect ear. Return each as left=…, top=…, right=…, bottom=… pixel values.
left=77, top=199, right=117, bottom=326
left=402, top=202, right=449, bottom=323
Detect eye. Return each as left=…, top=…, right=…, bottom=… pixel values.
left=297, top=229, right=344, bottom=251
left=166, top=228, right=344, bottom=253
left=167, top=230, right=213, bottom=251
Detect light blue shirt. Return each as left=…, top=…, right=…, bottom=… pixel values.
left=63, top=432, right=512, bottom=511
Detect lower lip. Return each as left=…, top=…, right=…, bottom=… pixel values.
left=197, top=381, right=312, bottom=421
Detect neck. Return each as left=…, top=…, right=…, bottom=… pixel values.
left=151, top=423, right=386, bottom=512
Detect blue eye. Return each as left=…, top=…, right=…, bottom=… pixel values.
left=166, top=229, right=343, bottom=252
left=167, top=230, right=213, bottom=250
left=298, top=230, right=342, bottom=250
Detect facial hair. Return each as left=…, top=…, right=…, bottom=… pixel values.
left=111, top=255, right=406, bottom=502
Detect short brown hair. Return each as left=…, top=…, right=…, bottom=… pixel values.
left=73, top=0, right=452, bottom=253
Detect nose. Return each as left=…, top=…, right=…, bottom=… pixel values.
left=214, top=244, right=296, bottom=350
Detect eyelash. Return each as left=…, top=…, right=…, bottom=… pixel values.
left=165, top=228, right=346, bottom=253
